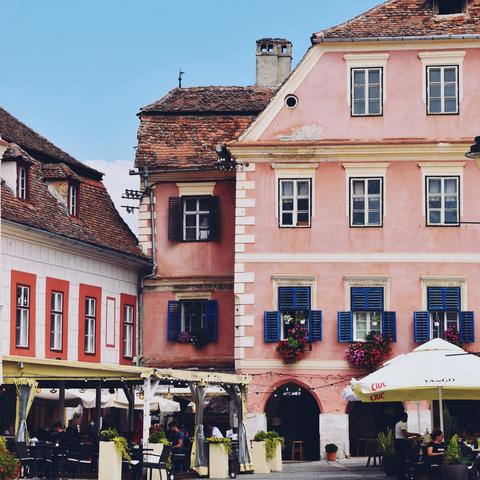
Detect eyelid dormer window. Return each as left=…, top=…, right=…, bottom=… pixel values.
left=68, top=181, right=79, bottom=217
left=17, top=164, right=29, bottom=200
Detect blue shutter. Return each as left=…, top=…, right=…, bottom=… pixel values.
left=414, top=311, right=430, bottom=343
left=351, top=287, right=383, bottom=311
left=309, top=310, right=322, bottom=342
left=205, top=300, right=218, bottom=342
left=459, top=311, right=474, bottom=343
left=427, top=287, right=461, bottom=311
left=337, top=311, right=353, bottom=343
left=167, top=301, right=181, bottom=341
left=264, top=311, right=281, bottom=343
left=278, top=287, right=310, bottom=310
left=382, top=311, right=397, bottom=342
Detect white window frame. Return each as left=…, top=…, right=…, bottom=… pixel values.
left=426, top=176, right=460, bottom=226
left=349, top=177, right=383, bottom=227
left=50, top=291, right=63, bottom=351
left=17, top=165, right=28, bottom=200
left=351, top=67, right=383, bottom=116
left=16, top=285, right=30, bottom=348
left=278, top=178, right=311, bottom=228
left=353, top=311, right=382, bottom=342
left=69, top=183, right=78, bottom=217
left=183, top=196, right=211, bottom=241
left=426, top=65, right=459, bottom=115
left=123, top=304, right=134, bottom=358
left=180, top=299, right=207, bottom=335
left=84, top=297, right=96, bottom=354
left=430, top=310, right=460, bottom=340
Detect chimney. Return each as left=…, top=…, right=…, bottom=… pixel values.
left=256, top=38, right=292, bottom=88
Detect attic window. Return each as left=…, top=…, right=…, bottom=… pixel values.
left=68, top=182, right=79, bottom=217
left=435, top=0, right=465, bottom=14
left=17, top=164, right=28, bottom=200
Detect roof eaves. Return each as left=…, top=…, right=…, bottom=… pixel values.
left=312, top=34, right=480, bottom=43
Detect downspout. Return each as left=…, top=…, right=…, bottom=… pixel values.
left=137, top=167, right=157, bottom=364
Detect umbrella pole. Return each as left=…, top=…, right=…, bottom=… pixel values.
left=438, top=387, right=444, bottom=432
left=416, top=400, right=421, bottom=433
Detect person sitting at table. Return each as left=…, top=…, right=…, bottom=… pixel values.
left=426, top=429, right=445, bottom=465
left=51, top=421, right=67, bottom=446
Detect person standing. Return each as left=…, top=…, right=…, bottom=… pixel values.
left=394, top=412, right=419, bottom=479
left=169, top=421, right=185, bottom=472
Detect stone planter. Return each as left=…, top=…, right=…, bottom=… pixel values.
left=98, top=441, right=122, bottom=480
left=268, top=442, right=282, bottom=472
left=209, top=443, right=229, bottom=479
left=252, top=441, right=270, bottom=474
left=148, top=443, right=165, bottom=480
left=441, top=464, right=469, bottom=480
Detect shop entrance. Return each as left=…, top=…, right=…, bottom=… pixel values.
left=348, top=401, right=404, bottom=457
left=265, top=382, right=320, bottom=461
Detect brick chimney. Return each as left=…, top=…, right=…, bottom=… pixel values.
left=256, top=38, right=292, bottom=88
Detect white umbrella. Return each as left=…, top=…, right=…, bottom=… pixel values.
left=111, top=391, right=181, bottom=412
left=35, top=388, right=114, bottom=408
left=350, top=338, right=480, bottom=431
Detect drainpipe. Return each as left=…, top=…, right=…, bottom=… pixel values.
left=137, top=167, right=157, bottom=364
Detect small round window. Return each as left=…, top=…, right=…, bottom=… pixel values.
left=285, top=95, right=298, bottom=109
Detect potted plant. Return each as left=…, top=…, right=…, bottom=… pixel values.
left=377, top=429, right=397, bottom=476
left=325, top=443, right=338, bottom=461
left=264, top=431, right=284, bottom=472
left=148, top=431, right=171, bottom=480
left=206, top=437, right=232, bottom=479
left=99, top=428, right=131, bottom=480
left=252, top=431, right=270, bottom=474
left=442, top=434, right=470, bottom=480
left=0, top=437, right=20, bottom=480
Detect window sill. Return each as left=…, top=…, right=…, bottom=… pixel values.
left=349, top=224, right=383, bottom=228
left=278, top=225, right=312, bottom=229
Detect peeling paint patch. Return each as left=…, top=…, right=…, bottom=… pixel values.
left=279, top=124, right=325, bottom=141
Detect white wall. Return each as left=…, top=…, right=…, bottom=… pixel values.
left=0, top=227, right=139, bottom=364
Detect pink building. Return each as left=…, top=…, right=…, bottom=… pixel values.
left=230, top=0, right=480, bottom=460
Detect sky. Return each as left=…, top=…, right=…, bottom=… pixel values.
left=0, top=0, right=380, bottom=232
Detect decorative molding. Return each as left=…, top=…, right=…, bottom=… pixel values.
left=344, top=53, right=389, bottom=105
left=176, top=182, right=216, bottom=196
left=175, top=291, right=212, bottom=300
left=420, top=276, right=467, bottom=310
left=418, top=50, right=466, bottom=103
left=343, top=275, right=391, bottom=310
left=237, top=252, right=480, bottom=263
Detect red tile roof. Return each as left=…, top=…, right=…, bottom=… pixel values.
left=0, top=107, right=102, bottom=180
left=2, top=144, right=148, bottom=262
left=136, top=86, right=274, bottom=169
left=313, top=0, right=480, bottom=40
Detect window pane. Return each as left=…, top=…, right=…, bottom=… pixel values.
left=445, top=99, right=457, bottom=113
left=353, top=86, right=365, bottom=101
left=368, top=69, right=380, bottom=84
left=282, top=213, right=293, bottom=226
left=428, top=179, right=441, bottom=194
left=429, top=84, right=441, bottom=98
left=445, top=179, right=457, bottom=194
left=281, top=181, right=293, bottom=196
left=353, top=70, right=365, bottom=85
left=353, top=198, right=365, bottom=210
left=185, top=215, right=196, bottom=227
left=368, top=180, right=381, bottom=195
left=355, top=312, right=368, bottom=340
left=352, top=212, right=365, bottom=225
left=446, top=312, right=459, bottom=331
left=297, top=198, right=309, bottom=211
left=368, top=86, right=380, bottom=99
left=444, top=84, right=456, bottom=98
left=297, top=212, right=309, bottom=225
left=199, top=214, right=209, bottom=229
left=185, top=227, right=196, bottom=240
left=353, top=102, right=365, bottom=115
left=431, top=312, right=443, bottom=339
left=370, top=312, right=382, bottom=333
left=429, top=99, right=442, bottom=113
left=184, top=199, right=197, bottom=211
left=429, top=197, right=441, bottom=210
left=282, top=199, right=294, bottom=212
left=368, top=198, right=381, bottom=211
left=198, top=198, right=210, bottom=211
left=429, top=68, right=441, bottom=82
left=297, top=181, right=309, bottom=196
left=445, top=209, right=458, bottom=224
left=429, top=210, right=441, bottom=224
left=352, top=181, right=364, bottom=196
left=444, top=68, right=457, bottom=83
left=444, top=195, right=458, bottom=209
left=369, top=100, right=380, bottom=114
left=199, top=228, right=209, bottom=240
left=368, top=211, right=381, bottom=225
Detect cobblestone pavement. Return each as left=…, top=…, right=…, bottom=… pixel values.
left=249, top=459, right=386, bottom=479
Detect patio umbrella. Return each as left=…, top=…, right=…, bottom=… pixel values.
left=349, top=338, right=480, bottom=431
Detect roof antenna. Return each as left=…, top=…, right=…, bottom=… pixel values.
left=178, top=68, right=184, bottom=88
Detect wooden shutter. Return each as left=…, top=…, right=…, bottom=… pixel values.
left=205, top=300, right=218, bottom=342
left=309, top=310, right=322, bottom=342
left=167, top=301, right=181, bottom=341
left=208, top=196, right=220, bottom=241
left=264, top=311, right=280, bottom=343
left=382, top=311, right=397, bottom=342
left=278, top=287, right=311, bottom=310
left=459, top=311, right=474, bottom=343
left=337, top=311, right=353, bottom=343
left=414, top=311, right=430, bottom=343
left=351, top=287, right=383, bottom=311
left=427, top=287, right=461, bottom=311
left=168, top=197, right=182, bottom=241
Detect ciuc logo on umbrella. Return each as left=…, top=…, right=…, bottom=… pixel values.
left=424, top=378, right=456, bottom=383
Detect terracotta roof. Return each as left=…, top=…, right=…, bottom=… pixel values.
left=313, top=0, right=480, bottom=40
left=41, top=163, right=81, bottom=182
left=1, top=146, right=148, bottom=263
left=136, top=86, right=274, bottom=169
left=0, top=107, right=102, bottom=180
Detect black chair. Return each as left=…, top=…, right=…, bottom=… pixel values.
left=65, top=444, right=96, bottom=477
left=14, top=442, right=35, bottom=478
left=142, top=445, right=171, bottom=480
left=31, top=447, right=54, bottom=480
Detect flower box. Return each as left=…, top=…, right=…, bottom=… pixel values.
left=252, top=441, right=270, bottom=474
left=208, top=443, right=229, bottom=479
left=268, top=442, right=282, bottom=472
left=99, top=441, right=122, bottom=480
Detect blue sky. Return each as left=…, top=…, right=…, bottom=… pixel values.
left=1, top=0, right=379, bottom=230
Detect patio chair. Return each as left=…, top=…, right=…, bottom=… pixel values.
left=32, top=447, right=54, bottom=480
left=65, top=443, right=96, bottom=477
left=15, top=442, right=35, bottom=478
left=142, top=445, right=172, bottom=480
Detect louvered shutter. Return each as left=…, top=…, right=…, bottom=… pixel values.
left=459, top=311, right=474, bottom=343
left=205, top=300, right=218, bottom=342
left=414, top=311, right=430, bottom=343
left=168, top=197, right=183, bottom=241
left=264, top=311, right=281, bottom=343
left=427, top=287, right=461, bottom=311
left=309, top=310, right=322, bottom=342
left=351, top=287, right=383, bottom=311
left=167, top=301, right=181, bottom=341
left=278, top=287, right=311, bottom=310
left=208, top=196, right=220, bottom=241
left=382, top=311, right=397, bottom=342
left=337, top=311, right=353, bottom=343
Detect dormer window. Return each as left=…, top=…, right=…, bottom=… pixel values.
left=435, top=0, right=465, bottom=15
left=17, top=164, right=28, bottom=200
left=68, top=182, right=79, bottom=217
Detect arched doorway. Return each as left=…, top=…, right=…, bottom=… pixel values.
left=265, top=382, right=320, bottom=461
left=348, top=401, right=404, bottom=456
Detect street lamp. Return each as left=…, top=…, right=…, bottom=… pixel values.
left=465, top=136, right=480, bottom=167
